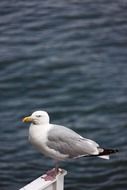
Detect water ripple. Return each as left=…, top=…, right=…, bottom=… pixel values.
left=0, top=0, right=127, bottom=190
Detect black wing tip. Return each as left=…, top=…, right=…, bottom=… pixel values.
left=99, top=148, right=119, bottom=156
left=109, top=149, right=119, bottom=153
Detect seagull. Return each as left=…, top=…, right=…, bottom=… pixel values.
left=23, top=110, right=118, bottom=181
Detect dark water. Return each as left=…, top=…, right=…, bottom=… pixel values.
left=0, top=0, right=127, bottom=189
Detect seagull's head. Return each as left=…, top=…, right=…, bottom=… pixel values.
left=23, top=110, right=50, bottom=125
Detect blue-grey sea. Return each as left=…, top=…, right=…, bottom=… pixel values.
left=0, top=0, right=127, bottom=190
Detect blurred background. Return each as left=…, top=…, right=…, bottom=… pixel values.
left=0, top=0, right=127, bottom=190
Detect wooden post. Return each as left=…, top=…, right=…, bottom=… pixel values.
left=19, top=169, right=67, bottom=190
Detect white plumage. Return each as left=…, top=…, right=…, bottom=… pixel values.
left=23, top=110, right=118, bottom=180
left=23, top=110, right=116, bottom=161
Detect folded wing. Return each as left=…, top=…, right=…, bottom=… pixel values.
left=47, top=125, right=99, bottom=158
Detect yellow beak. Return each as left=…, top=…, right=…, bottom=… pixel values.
left=22, top=116, right=33, bottom=123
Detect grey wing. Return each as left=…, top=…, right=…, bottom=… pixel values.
left=47, top=125, right=99, bottom=158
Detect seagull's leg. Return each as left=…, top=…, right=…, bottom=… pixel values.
left=55, top=161, right=59, bottom=175
left=42, top=161, right=62, bottom=181
left=54, top=160, right=63, bottom=174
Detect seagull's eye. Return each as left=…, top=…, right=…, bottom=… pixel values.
left=36, top=115, right=42, bottom=118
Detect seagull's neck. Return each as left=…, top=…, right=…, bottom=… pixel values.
left=30, top=122, right=52, bottom=132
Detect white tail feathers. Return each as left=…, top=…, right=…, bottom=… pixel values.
left=98, top=155, right=110, bottom=159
